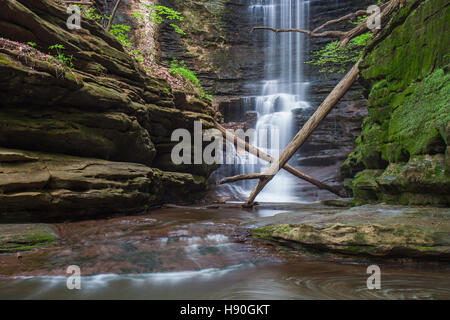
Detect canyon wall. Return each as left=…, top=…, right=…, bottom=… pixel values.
left=342, top=0, right=450, bottom=205
left=0, top=0, right=217, bottom=222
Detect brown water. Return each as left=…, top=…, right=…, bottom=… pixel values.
left=1, top=204, right=449, bottom=299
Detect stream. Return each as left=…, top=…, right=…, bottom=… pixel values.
left=1, top=204, right=449, bottom=299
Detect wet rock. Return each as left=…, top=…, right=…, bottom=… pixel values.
left=0, top=150, right=38, bottom=163
left=0, top=108, right=156, bottom=166
left=244, top=111, right=258, bottom=131
left=249, top=203, right=450, bottom=261
left=350, top=155, right=450, bottom=206
left=0, top=148, right=208, bottom=222
left=0, top=223, right=58, bottom=253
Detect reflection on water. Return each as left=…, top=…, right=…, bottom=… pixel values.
left=1, top=205, right=449, bottom=299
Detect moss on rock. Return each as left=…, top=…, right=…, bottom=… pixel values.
left=343, top=0, right=450, bottom=205
left=0, top=224, right=58, bottom=253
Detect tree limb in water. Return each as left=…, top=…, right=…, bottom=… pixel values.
left=218, top=174, right=270, bottom=185
left=233, top=0, right=405, bottom=206
left=244, top=59, right=362, bottom=207
left=214, top=121, right=345, bottom=197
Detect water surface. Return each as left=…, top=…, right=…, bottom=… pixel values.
left=1, top=204, right=449, bottom=299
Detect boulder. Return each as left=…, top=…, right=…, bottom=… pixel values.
left=249, top=202, right=450, bottom=261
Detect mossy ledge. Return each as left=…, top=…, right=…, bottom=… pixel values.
left=0, top=224, right=58, bottom=253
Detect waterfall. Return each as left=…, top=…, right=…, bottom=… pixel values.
left=215, top=0, right=311, bottom=203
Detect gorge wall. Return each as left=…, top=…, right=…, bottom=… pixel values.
left=0, top=0, right=217, bottom=222
left=342, top=0, right=450, bottom=205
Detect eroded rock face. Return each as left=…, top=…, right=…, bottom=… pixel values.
left=0, top=148, right=207, bottom=222
left=342, top=0, right=450, bottom=205
left=0, top=0, right=217, bottom=221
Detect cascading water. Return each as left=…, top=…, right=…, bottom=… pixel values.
left=218, top=0, right=311, bottom=202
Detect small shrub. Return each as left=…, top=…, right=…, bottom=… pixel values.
left=110, top=24, right=132, bottom=47
left=48, top=44, right=74, bottom=68
left=306, top=32, right=372, bottom=73
left=169, top=59, right=212, bottom=101
left=140, top=5, right=185, bottom=35
left=169, top=59, right=200, bottom=87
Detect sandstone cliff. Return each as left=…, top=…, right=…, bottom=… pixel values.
left=342, top=0, right=450, bottom=205
left=0, top=0, right=217, bottom=222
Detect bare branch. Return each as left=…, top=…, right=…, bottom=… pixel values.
left=218, top=174, right=269, bottom=185
left=312, top=10, right=368, bottom=33
left=251, top=26, right=347, bottom=39
left=252, top=0, right=402, bottom=46
left=63, top=1, right=94, bottom=4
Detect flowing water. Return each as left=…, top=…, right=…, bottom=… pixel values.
left=217, top=0, right=312, bottom=202
left=1, top=205, right=449, bottom=299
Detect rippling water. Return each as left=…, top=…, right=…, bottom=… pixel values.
left=1, top=205, right=449, bottom=299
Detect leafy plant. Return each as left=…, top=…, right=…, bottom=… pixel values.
left=84, top=6, right=102, bottom=20
left=306, top=32, right=372, bottom=73
left=140, top=5, right=185, bottom=35
left=169, top=59, right=200, bottom=86
left=349, top=15, right=368, bottom=25
left=48, top=44, right=74, bottom=68
left=169, top=59, right=212, bottom=101
left=110, top=24, right=132, bottom=47
left=27, top=42, right=37, bottom=48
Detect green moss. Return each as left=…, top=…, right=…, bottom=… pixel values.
left=252, top=226, right=276, bottom=240
left=343, top=0, right=450, bottom=205
left=387, top=69, right=450, bottom=159
left=354, top=232, right=366, bottom=244
left=351, top=170, right=383, bottom=201
left=345, top=245, right=376, bottom=253
left=0, top=232, right=57, bottom=253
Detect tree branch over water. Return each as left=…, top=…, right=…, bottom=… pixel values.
left=252, top=0, right=403, bottom=46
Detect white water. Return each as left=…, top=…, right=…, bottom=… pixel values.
left=233, top=0, right=311, bottom=202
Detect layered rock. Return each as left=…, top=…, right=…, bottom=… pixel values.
left=158, top=0, right=262, bottom=97
left=0, top=0, right=218, bottom=221
left=0, top=148, right=207, bottom=222
left=249, top=202, right=450, bottom=261
left=342, top=0, right=450, bottom=205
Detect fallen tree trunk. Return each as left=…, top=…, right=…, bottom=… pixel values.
left=243, top=58, right=362, bottom=207
left=214, top=121, right=345, bottom=197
